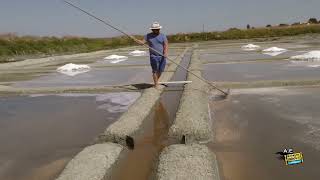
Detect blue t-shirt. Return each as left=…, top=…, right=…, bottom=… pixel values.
left=144, top=33, right=167, bottom=57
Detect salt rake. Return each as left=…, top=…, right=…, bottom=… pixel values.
left=63, top=0, right=230, bottom=98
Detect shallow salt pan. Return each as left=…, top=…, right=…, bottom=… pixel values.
left=29, top=93, right=141, bottom=113
left=290, top=51, right=320, bottom=61
left=57, top=63, right=91, bottom=76
left=97, top=93, right=140, bottom=113
left=129, top=50, right=147, bottom=56
left=241, top=44, right=261, bottom=51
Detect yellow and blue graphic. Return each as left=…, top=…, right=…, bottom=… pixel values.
left=284, top=152, right=304, bottom=165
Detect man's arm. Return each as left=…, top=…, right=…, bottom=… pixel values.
left=137, top=34, right=147, bottom=45
left=163, top=40, right=168, bottom=57
left=138, top=39, right=147, bottom=45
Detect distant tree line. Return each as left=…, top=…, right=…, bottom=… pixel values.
left=0, top=35, right=137, bottom=62
left=1, top=18, right=320, bottom=62
left=246, top=18, right=320, bottom=29
left=167, top=24, right=320, bottom=43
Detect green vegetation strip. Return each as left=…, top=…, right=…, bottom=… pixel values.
left=169, top=24, right=320, bottom=43
left=2, top=24, right=320, bottom=62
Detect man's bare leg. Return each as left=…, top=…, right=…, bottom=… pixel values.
left=153, top=73, right=159, bottom=88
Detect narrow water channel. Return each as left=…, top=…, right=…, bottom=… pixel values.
left=110, top=50, right=192, bottom=180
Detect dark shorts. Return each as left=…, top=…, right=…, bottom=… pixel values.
left=150, top=56, right=166, bottom=73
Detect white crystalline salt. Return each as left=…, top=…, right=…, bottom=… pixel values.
left=263, top=52, right=285, bottom=57
left=263, top=47, right=287, bottom=52
left=96, top=92, right=141, bottom=113
left=57, top=63, right=90, bottom=72
left=110, top=59, right=128, bottom=64
left=241, top=44, right=261, bottom=51
left=129, top=50, right=147, bottom=56
left=262, top=47, right=287, bottom=56
left=29, top=94, right=48, bottom=97
left=307, top=65, right=320, bottom=68
left=56, top=63, right=91, bottom=76
left=104, top=54, right=128, bottom=64
left=290, top=51, right=320, bottom=61
left=104, top=55, right=128, bottom=60
left=243, top=44, right=260, bottom=49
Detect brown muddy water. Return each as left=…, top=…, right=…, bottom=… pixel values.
left=0, top=92, right=140, bottom=180
left=209, top=87, right=320, bottom=180
left=110, top=50, right=192, bottom=180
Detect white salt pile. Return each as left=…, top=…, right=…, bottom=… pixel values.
left=263, top=52, right=284, bottom=57
left=104, top=54, right=128, bottom=64
left=263, top=47, right=287, bottom=52
left=290, top=51, right=320, bottom=61
left=110, top=59, right=127, bottom=64
left=262, top=47, right=287, bottom=56
left=104, top=55, right=128, bottom=60
left=307, top=65, right=320, bottom=68
left=56, top=63, right=91, bottom=76
left=129, top=50, right=147, bottom=56
left=241, top=44, right=261, bottom=51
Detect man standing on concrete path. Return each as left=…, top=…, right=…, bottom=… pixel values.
left=140, top=22, right=169, bottom=88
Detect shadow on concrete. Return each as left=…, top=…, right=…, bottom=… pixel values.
left=131, top=83, right=154, bottom=90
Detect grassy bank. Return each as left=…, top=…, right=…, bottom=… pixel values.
left=0, top=35, right=137, bottom=62
left=1, top=24, right=320, bottom=62
left=167, top=24, right=320, bottom=42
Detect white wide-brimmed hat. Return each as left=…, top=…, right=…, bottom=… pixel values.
left=150, top=22, right=162, bottom=30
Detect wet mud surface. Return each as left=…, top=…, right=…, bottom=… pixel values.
left=208, top=87, right=320, bottom=180
left=0, top=93, right=140, bottom=180
left=13, top=68, right=153, bottom=88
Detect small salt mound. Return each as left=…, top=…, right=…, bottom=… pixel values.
left=263, top=47, right=287, bottom=52
left=104, top=55, right=128, bottom=60
left=109, top=59, right=127, bottom=64
left=263, top=52, right=285, bottom=57
left=104, top=55, right=128, bottom=64
left=57, top=63, right=90, bottom=76
left=241, top=44, right=261, bottom=51
left=290, top=51, right=320, bottom=61
left=129, top=50, right=147, bottom=56
left=57, top=63, right=90, bottom=72
left=307, top=65, right=320, bottom=68
left=262, top=47, right=287, bottom=56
